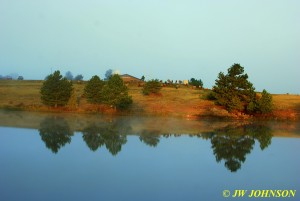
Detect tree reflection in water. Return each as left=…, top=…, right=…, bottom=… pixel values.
left=205, top=124, right=273, bottom=172
left=82, top=120, right=130, bottom=156
left=38, top=117, right=73, bottom=154
left=37, top=116, right=273, bottom=172
left=82, top=124, right=105, bottom=151
left=139, top=130, right=161, bottom=147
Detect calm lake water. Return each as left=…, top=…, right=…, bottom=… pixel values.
left=0, top=111, right=299, bottom=201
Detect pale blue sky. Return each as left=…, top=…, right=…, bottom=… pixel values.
left=0, top=0, right=299, bottom=93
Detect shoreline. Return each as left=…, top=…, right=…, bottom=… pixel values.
left=0, top=109, right=299, bottom=139
left=0, top=80, right=299, bottom=121
left=0, top=104, right=298, bottom=121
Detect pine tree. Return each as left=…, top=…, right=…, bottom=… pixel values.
left=84, top=75, right=105, bottom=104
left=258, top=89, right=273, bottom=114
left=213, top=64, right=256, bottom=112
left=40, top=70, right=73, bottom=107
left=101, top=74, right=133, bottom=109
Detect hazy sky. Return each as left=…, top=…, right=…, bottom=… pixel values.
left=0, top=0, right=299, bottom=93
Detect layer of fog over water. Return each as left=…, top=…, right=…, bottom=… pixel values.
left=0, top=110, right=299, bottom=201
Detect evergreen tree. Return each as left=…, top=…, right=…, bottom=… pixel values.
left=84, top=75, right=105, bottom=104
left=142, top=79, right=162, bottom=95
left=189, top=78, right=203, bottom=88
left=101, top=74, right=133, bottom=109
left=246, top=100, right=258, bottom=113
left=213, top=64, right=256, bottom=112
left=258, top=89, right=273, bottom=114
left=40, top=70, right=73, bottom=107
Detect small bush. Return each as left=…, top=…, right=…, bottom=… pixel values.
left=227, top=96, right=244, bottom=112
left=246, top=101, right=257, bottom=113
left=258, top=89, right=273, bottom=114
left=203, top=91, right=216, bottom=100
left=142, top=79, right=162, bottom=95
left=189, top=78, right=203, bottom=88
left=116, top=96, right=133, bottom=110
left=246, top=90, right=273, bottom=114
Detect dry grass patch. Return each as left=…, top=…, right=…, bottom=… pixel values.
left=128, top=86, right=214, bottom=117
left=271, top=94, right=300, bottom=120
left=1, top=80, right=299, bottom=119
left=0, top=80, right=42, bottom=108
left=272, top=94, right=300, bottom=109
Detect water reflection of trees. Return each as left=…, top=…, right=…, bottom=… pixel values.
left=37, top=117, right=273, bottom=172
left=38, top=117, right=73, bottom=153
left=82, top=121, right=131, bottom=156
left=139, top=130, right=161, bottom=147
left=203, top=124, right=273, bottom=172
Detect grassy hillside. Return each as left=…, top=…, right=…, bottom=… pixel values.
left=0, top=80, right=299, bottom=120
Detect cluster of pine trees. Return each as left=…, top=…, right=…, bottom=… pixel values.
left=40, top=64, right=273, bottom=115
left=212, top=63, right=273, bottom=114
left=40, top=71, right=132, bottom=110
left=84, top=74, right=132, bottom=109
